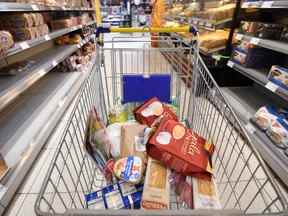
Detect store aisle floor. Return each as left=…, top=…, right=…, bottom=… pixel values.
left=4, top=103, right=75, bottom=216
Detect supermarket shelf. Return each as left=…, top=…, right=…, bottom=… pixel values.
left=189, top=17, right=232, bottom=31
left=236, top=33, right=288, bottom=55
left=242, top=1, right=288, bottom=9
left=1, top=21, right=96, bottom=60
left=221, top=86, right=288, bottom=186
left=0, top=2, right=95, bottom=12
left=200, top=46, right=226, bottom=55
left=227, top=60, right=288, bottom=101
left=0, top=55, right=96, bottom=212
left=0, top=37, right=91, bottom=112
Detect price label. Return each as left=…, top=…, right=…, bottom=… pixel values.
left=261, top=1, right=273, bottom=8
left=236, top=34, right=243, bottom=40
left=52, top=60, right=58, bottom=67
left=199, top=21, right=204, bottom=26
left=242, top=2, right=249, bottom=8
left=72, top=26, right=78, bottom=31
left=31, top=4, right=39, bottom=10
left=265, top=81, right=278, bottom=92
left=227, top=61, right=234, bottom=68
left=19, top=42, right=29, bottom=50
left=38, top=69, right=46, bottom=76
left=250, top=37, right=260, bottom=45
left=77, top=44, right=81, bottom=48
left=61, top=6, right=66, bottom=10
left=44, top=35, right=51, bottom=41
left=206, top=22, right=213, bottom=28
left=245, top=123, right=256, bottom=134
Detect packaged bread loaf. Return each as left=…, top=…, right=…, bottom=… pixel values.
left=50, top=19, right=73, bottom=30
left=0, top=13, right=33, bottom=29
left=9, top=27, right=36, bottom=41
left=141, top=157, right=170, bottom=209
left=120, top=123, right=149, bottom=163
left=0, top=31, right=14, bottom=56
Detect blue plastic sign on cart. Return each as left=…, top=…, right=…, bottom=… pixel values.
left=122, top=74, right=171, bottom=103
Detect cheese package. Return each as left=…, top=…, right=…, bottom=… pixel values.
left=134, top=97, right=178, bottom=127
left=121, top=123, right=149, bottom=163
left=85, top=181, right=143, bottom=209
left=141, top=157, right=170, bottom=209
left=192, top=177, right=221, bottom=209
left=113, top=156, right=144, bottom=184
left=147, top=119, right=213, bottom=177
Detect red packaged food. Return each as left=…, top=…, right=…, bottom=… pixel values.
left=134, top=97, right=178, bottom=127
left=147, top=119, right=213, bottom=177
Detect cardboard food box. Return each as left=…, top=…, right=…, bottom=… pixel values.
left=141, top=157, right=170, bottom=209
left=192, top=177, right=221, bottom=209
left=147, top=119, right=213, bottom=177
left=134, top=97, right=178, bottom=127
left=120, top=123, right=148, bottom=163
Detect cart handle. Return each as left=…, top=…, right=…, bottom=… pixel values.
left=95, top=25, right=198, bottom=37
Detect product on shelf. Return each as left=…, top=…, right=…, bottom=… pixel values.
left=141, top=157, right=170, bottom=209
left=85, top=181, right=143, bottom=209
left=267, top=118, right=288, bottom=147
left=0, top=60, right=35, bottom=75
left=199, top=30, right=231, bottom=53
left=192, top=177, right=221, bottom=209
left=196, top=3, right=235, bottom=21
left=168, top=4, right=184, bottom=16
left=239, top=21, right=284, bottom=40
left=0, top=13, right=34, bottom=28
left=147, top=118, right=213, bottom=177
left=50, top=18, right=73, bottom=30
left=231, top=47, right=283, bottom=68
left=0, top=31, right=14, bottom=56
left=268, top=65, right=288, bottom=91
left=183, top=2, right=200, bottom=17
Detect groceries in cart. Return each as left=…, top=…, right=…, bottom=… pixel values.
left=85, top=97, right=220, bottom=210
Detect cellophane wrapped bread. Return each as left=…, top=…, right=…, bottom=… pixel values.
left=50, top=19, right=73, bottom=30
left=0, top=13, right=34, bottom=28
left=199, top=30, right=231, bottom=52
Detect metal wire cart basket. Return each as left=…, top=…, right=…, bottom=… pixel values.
left=35, top=31, right=288, bottom=215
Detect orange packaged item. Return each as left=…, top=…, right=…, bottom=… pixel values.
left=147, top=119, right=213, bottom=177
left=134, top=97, right=178, bottom=127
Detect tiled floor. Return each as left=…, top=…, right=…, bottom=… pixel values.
left=4, top=109, right=73, bottom=216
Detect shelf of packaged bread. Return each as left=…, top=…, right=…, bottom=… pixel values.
left=242, top=1, right=288, bottom=9
left=0, top=36, right=92, bottom=112
left=235, top=33, right=288, bottom=55
left=227, top=60, right=288, bottom=101
left=0, top=54, right=96, bottom=212
left=0, top=2, right=95, bottom=12
left=221, top=86, right=288, bottom=186
left=189, top=17, right=233, bottom=31
left=1, top=21, right=96, bottom=60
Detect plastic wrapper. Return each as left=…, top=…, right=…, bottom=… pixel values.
left=268, top=65, right=288, bottom=91
left=114, top=156, right=144, bottom=184
left=199, top=30, right=230, bottom=53
left=85, top=181, right=143, bottom=209
left=134, top=97, right=178, bottom=127
left=0, top=31, right=14, bottom=56
left=50, top=19, right=73, bottom=30
left=9, top=27, right=37, bottom=41
left=108, top=104, right=129, bottom=124
left=0, top=13, right=33, bottom=29
left=106, top=123, right=122, bottom=158
left=85, top=107, right=114, bottom=182
left=253, top=106, right=288, bottom=131
left=141, top=157, right=170, bottom=209
left=267, top=118, right=288, bottom=147
left=147, top=118, right=213, bottom=177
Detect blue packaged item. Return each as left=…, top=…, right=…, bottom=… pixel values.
left=85, top=181, right=144, bottom=209
left=85, top=190, right=106, bottom=209
left=268, top=65, right=288, bottom=91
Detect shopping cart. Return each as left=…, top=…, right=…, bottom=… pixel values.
left=35, top=26, right=287, bottom=215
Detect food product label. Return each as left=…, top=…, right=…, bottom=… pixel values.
left=227, top=61, right=234, bottom=68
left=119, top=182, right=137, bottom=196
left=261, top=1, right=273, bottom=8
left=31, top=5, right=39, bottom=10
left=148, top=160, right=166, bottom=189
left=19, top=42, right=29, bottom=50
left=156, top=132, right=171, bottom=145
left=265, top=82, right=278, bottom=92
left=105, top=190, right=124, bottom=209
left=123, top=156, right=134, bottom=181
left=44, top=35, right=51, bottom=41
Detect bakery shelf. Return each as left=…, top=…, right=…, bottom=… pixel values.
left=221, top=86, right=288, bottom=187
left=0, top=37, right=91, bottom=112
left=1, top=21, right=96, bottom=60
left=0, top=2, right=95, bottom=12
left=0, top=54, right=96, bottom=212
left=242, top=1, right=288, bottom=9
left=227, top=60, right=288, bottom=101
left=236, top=33, right=288, bottom=55
left=200, top=46, right=226, bottom=55
left=189, top=17, right=233, bottom=31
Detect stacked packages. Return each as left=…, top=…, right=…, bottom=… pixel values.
left=85, top=97, right=220, bottom=210
left=0, top=13, right=49, bottom=41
